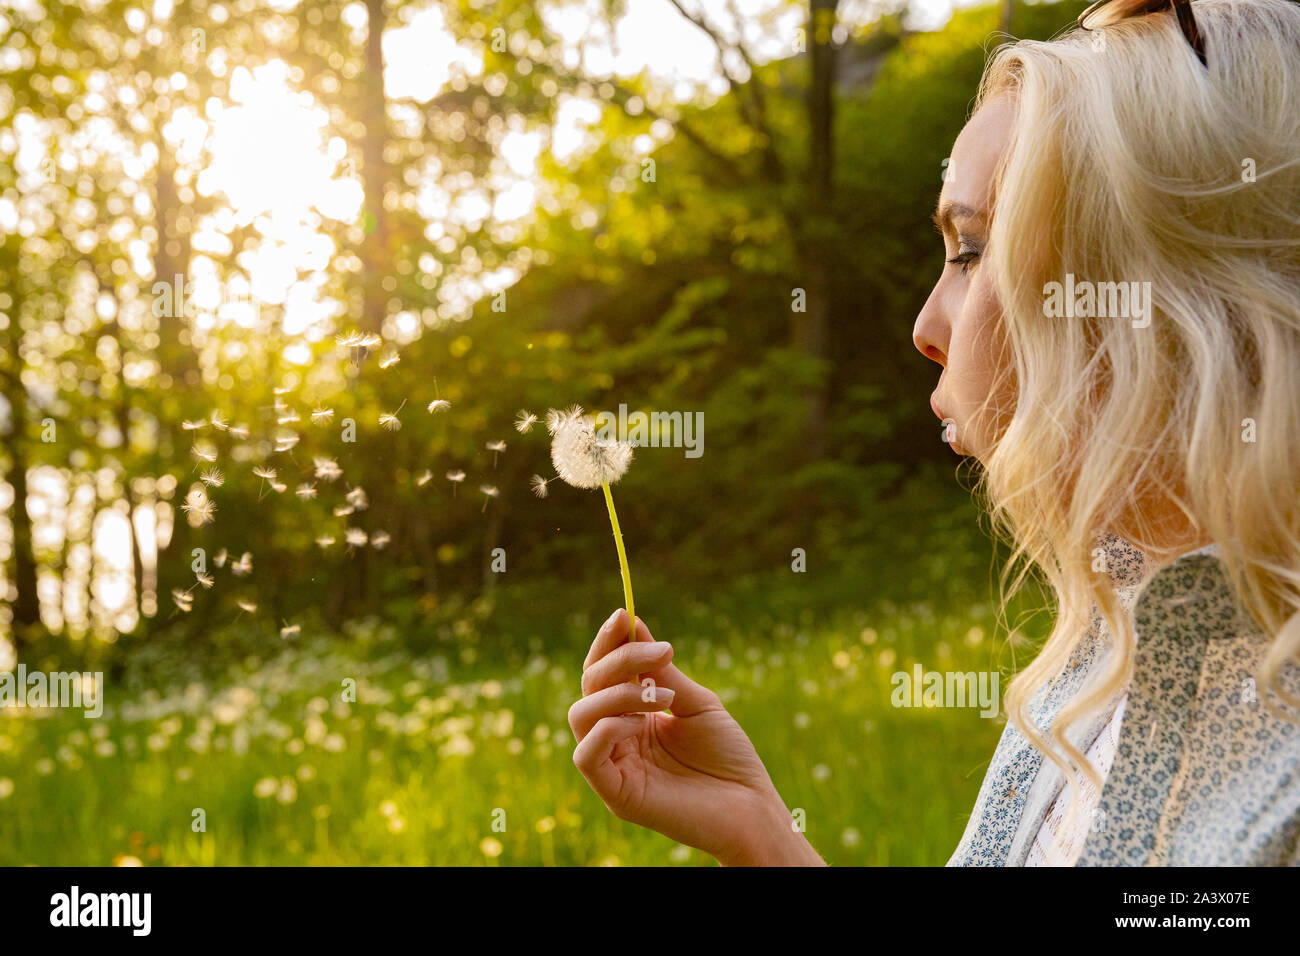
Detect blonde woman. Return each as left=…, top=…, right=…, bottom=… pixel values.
left=568, top=0, right=1300, bottom=866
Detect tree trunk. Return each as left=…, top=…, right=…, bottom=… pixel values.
left=3, top=365, right=41, bottom=635
left=360, top=0, right=390, bottom=335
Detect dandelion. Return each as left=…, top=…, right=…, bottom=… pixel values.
left=295, top=483, right=317, bottom=500
left=280, top=623, right=301, bottom=640
left=311, top=406, right=334, bottom=425
left=479, top=484, right=499, bottom=513
left=548, top=405, right=636, bottom=640
left=181, top=488, right=216, bottom=526
left=195, top=571, right=215, bottom=589
left=231, top=552, right=253, bottom=577
left=315, top=535, right=336, bottom=549
left=371, top=530, right=391, bottom=549
left=486, top=440, right=507, bottom=467
left=515, top=410, right=537, bottom=433
left=346, top=486, right=369, bottom=511
left=530, top=474, right=552, bottom=499
left=446, top=470, right=465, bottom=496
left=200, top=467, right=224, bottom=487
left=416, top=470, right=433, bottom=487
left=380, top=399, right=407, bottom=432
left=314, top=457, right=342, bottom=482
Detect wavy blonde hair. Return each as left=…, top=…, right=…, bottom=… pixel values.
left=973, top=0, right=1300, bottom=823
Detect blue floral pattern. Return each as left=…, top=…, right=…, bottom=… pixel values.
left=948, top=534, right=1300, bottom=866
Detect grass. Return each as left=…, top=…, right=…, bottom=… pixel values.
left=0, top=563, right=1046, bottom=866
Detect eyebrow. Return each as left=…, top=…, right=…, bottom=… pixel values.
left=931, top=200, right=985, bottom=235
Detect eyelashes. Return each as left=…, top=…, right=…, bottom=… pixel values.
left=946, top=238, right=983, bottom=275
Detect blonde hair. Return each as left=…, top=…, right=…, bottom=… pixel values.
left=973, top=0, right=1300, bottom=823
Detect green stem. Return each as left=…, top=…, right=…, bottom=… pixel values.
left=601, top=480, right=634, bottom=641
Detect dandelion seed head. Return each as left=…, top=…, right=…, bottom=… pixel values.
left=548, top=406, right=632, bottom=489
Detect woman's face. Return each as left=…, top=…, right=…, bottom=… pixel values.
left=913, top=97, right=1015, bottom=461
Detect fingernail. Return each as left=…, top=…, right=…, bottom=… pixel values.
left=603, top=608, right=622, bottom=632
left=653, top=642, right=672, bottom=658
left=647, top=687, right=675, bottom=706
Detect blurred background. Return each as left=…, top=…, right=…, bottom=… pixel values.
left=0, top=0, right=1077, bottom=865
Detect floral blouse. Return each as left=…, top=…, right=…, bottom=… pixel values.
left=948, top=533, right=1300, bottom=866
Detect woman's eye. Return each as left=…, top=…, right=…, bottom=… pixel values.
left=946, top=242, right=981, bottom=275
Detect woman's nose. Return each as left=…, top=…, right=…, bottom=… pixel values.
left=913, top=294, right=948, bottom=367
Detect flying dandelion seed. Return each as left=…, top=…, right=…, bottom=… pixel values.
left=416, top=470, right=433, bottom=487
left=530, top=474, right=551, bottom=499
left=235, top=598, right=257, bottom=617
left=181, top=488, right=216, bottom=526
left=515, top=410, right=538, bottom=433
left=333, top=504, right=355, bottom=517
left=295, top=483, right=317, bottom=500
left=253, top=465, right=277, bottom=499
left=200, top=468, right=224, bottom=487
left=231, top=552, right=253, bottom=577
left=269, top=480, right=287, bottom=494
left=315, top=535, right=336, bottom=549
left=336, top=330, right=364, bottom=348
left=346, top=486, right=369, bottom=511
left=191, top=441, right=218, bottom=465
left=379, top=352, right=401, bottom=369
left=172, top=588, right=193, bottom=612
left=196, top=572, right=215, bottom=589
left=277, top=411, right=301, bottom=425
left=311, top=406, right=334, bottom=425
left=210, top=411, right=229, bottom=431
left=280, top=623, right=301, bottom=640
left=371, top=531, right=391, bottom=549
left=345, top=528, right=368, bottom=549
left=486, top=440, right=507, bottom=467
left=229, top=424, right=251, bottom=440
left=479, top=484, right=499, bottom=513
left=214, top=548, right=229, bottom=568
left=380, top=399, right=407, bottom=432
left=274, top=386, right=293, bottom=395
left=426, top=399, right=451, bottom=413
left=275, top=432, right=300, bottom=453
left=314, top=457, right=342, bottom=481
left=548, top=405, right=636, bottom=640
left=446, top=470, right=465, bottom=496
left=182, top=419, right=207, bottom=431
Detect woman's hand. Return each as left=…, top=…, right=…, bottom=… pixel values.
left=569, top=609, right=824, bottom=866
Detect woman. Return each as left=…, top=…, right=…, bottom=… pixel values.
left=568, top=0, right=1300, bottom=866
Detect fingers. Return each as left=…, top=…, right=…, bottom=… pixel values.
left=581, top=640, right=674, bottom=696
left=572, top=714, right=645, bottom=802
left=569, top=682, right=676, bottom=742
left=583, top=608, right=638, bottom=671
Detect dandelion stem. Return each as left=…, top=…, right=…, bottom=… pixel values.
left=601, top=480, right=634, bottom=641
